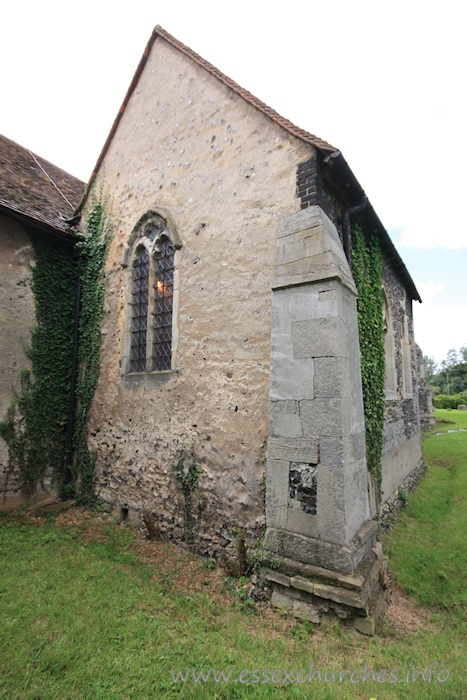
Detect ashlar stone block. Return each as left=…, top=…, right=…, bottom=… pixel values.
left=269, top=412, right=303, bottom=438
left=314, top=356, right=351, bottom=398
left=300, top=399, right=342, bottom=437
left=268, top=437, right=318, bottom=463
left=265, top=459, right=290, bottom=508
left=270, top=351, right=314, bottom=400
left=292, top=317, right=345, bottom=358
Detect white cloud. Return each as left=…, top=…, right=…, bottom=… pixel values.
left=413, top=303, right=467, bottom=364
left=396, top=209, right=467, bottom=251
left=414, top=280, right=444, bottom=304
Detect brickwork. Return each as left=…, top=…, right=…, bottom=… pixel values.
left=296, top=156, right=318, bottom=209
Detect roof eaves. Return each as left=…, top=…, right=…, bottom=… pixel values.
left=0, top=202, right=77, bottom=243
left=327, top=153, right=422, bottom=303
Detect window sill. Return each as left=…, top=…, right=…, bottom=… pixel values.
left=123, top=369, right=175, bottom=387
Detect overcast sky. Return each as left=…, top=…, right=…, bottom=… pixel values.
left=2, top=0, right=465, bottom=364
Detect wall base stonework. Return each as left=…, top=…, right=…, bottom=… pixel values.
left=263, top=540, right=390, bottom=635
left=381, top=433, right=422, bottom=504
left=0, top=484, right=57, bottom=512
left=379, top=458, right=425, bottom=530
left=264, top=518, right=378, bottom=575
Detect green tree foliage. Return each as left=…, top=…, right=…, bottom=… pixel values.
left=423, top=355, right=437, bottom=384
left=433, top=392, right=467, bottom=409
left=430, top=344, right=467, bottom=395
left=441, top=347, right=460, bottom=370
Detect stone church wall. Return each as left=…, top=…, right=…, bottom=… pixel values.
left=88, top=37, right=312, bottom=554
left=295, top=155, right=424, bottom=510
left=0, top=215, right=35, bottom=504
left=381, top=257, right=422, bottom=502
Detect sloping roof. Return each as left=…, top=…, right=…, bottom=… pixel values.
left=0, top=134, right=84, bottom=236
left=156, top=27, right=339, bottom=154
left=82, top=25, right=338, bottom=200
left=79, top=26, right=420, bottom=302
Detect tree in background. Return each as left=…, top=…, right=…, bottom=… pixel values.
left=441, top=348, right=460, bottom=370
left=429, top=344, right=467, bottom=396
left=423, top=355, right=437, bottom=384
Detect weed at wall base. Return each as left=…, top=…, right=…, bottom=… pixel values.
left=172, top=437, right=204, bottom=543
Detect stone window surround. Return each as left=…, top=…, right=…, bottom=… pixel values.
left=122, top=208, right=182, bottom=382
left=401, top=310, right=413, bottom=399
left=382, top=287, right=397, bottom=400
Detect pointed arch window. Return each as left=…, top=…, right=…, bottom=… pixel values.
left=401, top=312, right=413, bottom=398
left=124, top=212, right=181, bottom=377
left=382, top=288, right=397, bottom=399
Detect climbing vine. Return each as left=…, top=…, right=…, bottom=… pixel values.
left=0, top=198, right=111, bottom=503
left=172, top=438, right=204, bottom=543
left=0, top=237, right=76, bottom=496
left=72, top=199, right=112, bottom=504
left=351, top=224, right=385, bottom=500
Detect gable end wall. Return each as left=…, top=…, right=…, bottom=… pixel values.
left=87, top=37, right=312, bottom=555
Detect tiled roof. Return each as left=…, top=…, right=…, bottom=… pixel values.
left=0, top=134, right=84, bottom=235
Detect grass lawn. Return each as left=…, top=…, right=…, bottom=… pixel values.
left=426, top=407, right=467, bottom=433
left=385, top=409, right=467, bottom=608
left=0, top=410, right=465, bottom=699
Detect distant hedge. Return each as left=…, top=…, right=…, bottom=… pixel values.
left=433, top=393, right=467, bottom=409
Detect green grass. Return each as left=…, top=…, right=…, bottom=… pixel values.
left=0, top=415, right=465, bottom=699
left=426, top=407, right=467, bottom=433
left=386, top=409, right=467, bottom=610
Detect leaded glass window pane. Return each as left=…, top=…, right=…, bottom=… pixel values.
left=130, top=246, right=149, bottom=372
left=153, top=237, right=174, bottom=371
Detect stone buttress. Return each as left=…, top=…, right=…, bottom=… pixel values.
left=263, top=205, right=389, bottom=634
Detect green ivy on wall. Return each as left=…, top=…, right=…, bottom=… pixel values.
left=0, top=199, right=111, bottom=503
left=0, top=237, right=76, bottom=496
left=351, top=224, right=385, bottom=500
left=72, top=199, right=112, bottom=504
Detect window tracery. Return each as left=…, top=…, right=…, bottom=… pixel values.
left=124, top=212, right=180, bottom=376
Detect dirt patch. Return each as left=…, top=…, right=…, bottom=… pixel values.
left=385, top=584, right=433, bottom=635
left=3, top=505, right=435, bottom=643
left=52, top=507, right=233, bottom=600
